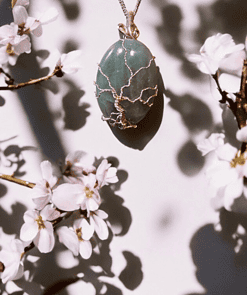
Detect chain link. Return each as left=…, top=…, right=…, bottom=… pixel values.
left=118, top=0, right=142, bottom=16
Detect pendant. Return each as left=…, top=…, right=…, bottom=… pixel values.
left=95, top=11, right=158, bottom=129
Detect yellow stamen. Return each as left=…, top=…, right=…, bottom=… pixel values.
left=230, top=151, right=246, bottom=168
left=35, top=215, right=46, bottom=230
left=84, top=187, right=93, bottom=199
left=6, top=43, right=15, bottom=56
left=75, top=227, right=83, bottom=241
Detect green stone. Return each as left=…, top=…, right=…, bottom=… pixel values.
left=95, top=38, right=158, bottom=129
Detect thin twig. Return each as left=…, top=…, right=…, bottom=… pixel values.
left=0, top=173, right=35, bottom=188
left=212, top=71, right=235, bottom=108
left=0, top=67, right=62, bottom=91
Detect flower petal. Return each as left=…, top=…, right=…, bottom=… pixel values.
left=90, top=214, right=109, bottom=240
left=13, top=6, right=28, bottom=25
left=40, top=160, right=57, bottom=187
left=197, top=133, right=225, bottom=156
left=38, top=7, right=59, bottom=25
left=52, top=183, right=82, bottom=211
left=57, top=226, right=79, bottom=256
left=236, top=125, right=247, bottom=143
left=74, top=218, right=94, bottom=241
left=223, top=178, right=243, bottom=210
left=79, top=240, right=92, bottom=259
left=20, top=222, right=38, bottom=242
left=33, top=223, right=54, bottom=253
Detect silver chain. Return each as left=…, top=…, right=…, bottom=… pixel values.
left=118, top=0, right=142, bottom=17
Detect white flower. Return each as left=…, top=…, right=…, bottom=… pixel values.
left=20, top=209, right=55, bottom=253
left=0, top=23, right=30, bottom=65
left=90, top=210, right=109, bottom=240
left=13, top=6, right=58, bottom=37
left=32, top=160, right=57, bottom=210
left=188, top=33, right=245, bottom=74
left=57, top=218, right=94, bottom=259
left=13, top=0, right=29, bottom=7
left=56, top=50, right=83, bottom=74
left=206, top=143, right=247, bottom=210
left=0, top=239, right=25, bottom=284
left=96, top=159, right=118, bottom=187
left=52, top=174, right=101, bottom=216
left=63, top=151, right=95, bottom=182
left=197, top=133, right=225, bottom=156
left=236, top=125, right=247, bottom=142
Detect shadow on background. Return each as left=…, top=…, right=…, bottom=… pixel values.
left=187, top=214, right=247, bottom=295
left=0, top=1, right=143, bottom=294
left=165, top=89, right=213, bottom=176
left=35, top=159, right=143, bottom=295
left=152, top=0, right=247, bottom=294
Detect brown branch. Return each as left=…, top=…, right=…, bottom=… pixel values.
left=0, top=173, right=35, bottom=188
left=212, top=60, right=247, bottom=130
left=212, top=71, right=235, bottom=109
left=0, top=67, right=63, bottom=91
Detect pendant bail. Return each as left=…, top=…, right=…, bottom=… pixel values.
left=118, top=11, right=140, bottom=40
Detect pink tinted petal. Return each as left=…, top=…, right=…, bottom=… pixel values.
left=86, top=197, right=100, bottom=212
left=20, top=222, right=38, bottom=241
left=11, top=239, right=25, bottom=254
left=216, top=143, right=237, bottom=162
left=81, top=219, right=94, bottom=240
left=8, top=55, right=18, bottom=66
left=1, top=262, right=23, bottom=284
left=211, top=187, right=225, bottom=211
left=197, top=133, right=225, bottom=156
left=40, top=160, right=57, bottom=187
left=0, top=24, right=16, bottom=40
left=106, top=167, right=118, bottom=183
left=91, top=214, right=108, bottom=240
left=34, top=224, right=54, bottom=253
left=25, top=17, right=39, bottom=31
left=52, top=183, right=83, bottom=211
left=236, top=125, right=247, bottom=143
left=60, top=50, right=83, bottom=74
left=14, top=37, right=31, bottom=54
left=14, top=0, right=29, bottom=7
left=32, top=179, right=50, bottom=196
left=32, top=24, right=42, bottom=37
left=32, top=196, right=50, bottom=211
left=41, top=204, right=60, bottom=221
left=38, top=7, right=59, bottom=25
left=79, top=240, right=92, bottom=259
left=57, top=226, right=79, bottom=256
left=223, top=178, right=243, bottom=210
left=23, top=210, right=37, bottom=223
left=13, top=6, right=28, bottom=24
left=96, top=209, right=108, bottom=219
left=207, top=162, right=238, bottom=187
left=0, top=46, right=7, bottom=64
left=12, top=263, right=24, bottom=281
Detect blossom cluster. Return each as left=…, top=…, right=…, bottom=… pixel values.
left=0, top=151, right=118, bottom=284
left=197, top=131, right=247, bottom=211
left=0, top=0, right=58, bottom=66
left=188, top=33, right=245, bottom=75
left=189, top=33, right=247, bottom=213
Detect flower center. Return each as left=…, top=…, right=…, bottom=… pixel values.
left=75, top=227, right=83, bottom=241
left=6, top=43, right=15, bottom=56
left=35, top=215, right=46, bottom=230
left=84, top=187, right=94, bottom=199
left=230, top=151, right=246, bottom=168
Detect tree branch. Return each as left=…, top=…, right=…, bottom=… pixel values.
left=0, top=173, right=35, bottom=188
left=0, top=67, right=63, bottom=91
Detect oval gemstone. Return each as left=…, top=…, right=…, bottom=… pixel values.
left=95, top=38, right=158, bottom=129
